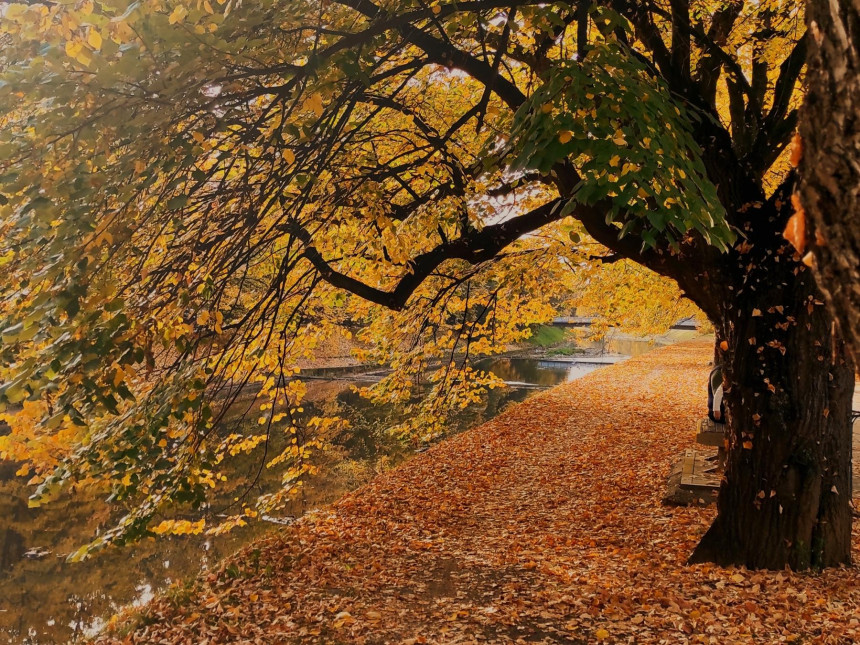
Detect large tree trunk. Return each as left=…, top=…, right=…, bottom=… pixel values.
left=688, top=216, right=855, bottom=569
left=800, top=0, right=860, bottom=365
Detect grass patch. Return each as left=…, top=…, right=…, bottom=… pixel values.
left=527, top=325, right=567, bottom=347
left=547, top=346, right=584, bottom=356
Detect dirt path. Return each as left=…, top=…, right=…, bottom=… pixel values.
left=99, top=340, right=860, bottom=644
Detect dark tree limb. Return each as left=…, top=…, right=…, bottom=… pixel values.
left=292, top=198, right=567, bottom=310
left=696, top=1, right=746, bottom=104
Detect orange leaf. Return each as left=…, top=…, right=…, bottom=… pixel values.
left=789, top=131, right=803, bottom=167
left=784, top=197, right=806, bottom=253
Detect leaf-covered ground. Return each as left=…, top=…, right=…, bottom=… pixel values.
left=98, top=340, right=860, bottom=644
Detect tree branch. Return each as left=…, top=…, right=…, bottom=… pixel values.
left=291, top=198, right=568, bottom=310
left=669, top=0, right=691, bottom=80
left=696, top=1, right=745, bottom=104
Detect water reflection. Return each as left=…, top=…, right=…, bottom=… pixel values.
left=0, top=347, right=635, bottom=644
left=476, top=356, right=624, bottom=386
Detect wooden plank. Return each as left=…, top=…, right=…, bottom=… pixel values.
left=664, top=449, right=720, bottom=506
left=696, top=417, right=726, bottom=447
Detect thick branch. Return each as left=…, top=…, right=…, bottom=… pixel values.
left=767, top=34, right=807, bottom=128
left=696, top=1, right=745, bottom=104
left=293, top=198, right=567, bottom=310
left=669, top=0, right=691, bottom=80
left=336, top=0, right=528, bottom=111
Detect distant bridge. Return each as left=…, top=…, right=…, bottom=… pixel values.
left=550, top=316, right=699, bottom=330
left=550, top=316, right=595, bottom=328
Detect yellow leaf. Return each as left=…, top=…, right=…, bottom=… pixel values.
left=196, top=310, right=210, bottom=326
left=203, top=0, right=214, bottom=13
left=595, top=628, right=610, bottom=640
left=284, top=149, right=296, bottom=165
left=168, top=6, right=188, bottom=25
left=87, top=28, right=102, bottom=51
left=305, top=93, right=324, bottom=117
left=558, top=131, right=573, bottom=144
left=75, top=48, right=93, bottom=66
left=432, top=4, right=442, bottom=14
left=65, top=39, right=83, bottom=58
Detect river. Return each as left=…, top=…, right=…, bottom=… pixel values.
left=0, top=338, right=668, bottom=644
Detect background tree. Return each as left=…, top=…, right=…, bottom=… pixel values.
left=798, top=0, right=860, bottom=365
left=0, top=0, right=854, bottom=569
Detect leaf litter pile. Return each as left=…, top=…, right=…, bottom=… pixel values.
left=98, top=340, right=860, bottom=644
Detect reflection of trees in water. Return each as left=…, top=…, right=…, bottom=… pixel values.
left=475, top=358, right=571, bottom=387
left=0, top=371, right=549, bottom=644
left=0, top=473, right=261, bottom=645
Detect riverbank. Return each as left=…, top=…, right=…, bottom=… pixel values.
left=95, top=339, right=860, bottom=644
left=5, top=339, right=641, bottom=643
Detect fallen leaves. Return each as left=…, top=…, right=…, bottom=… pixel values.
left=96, top=341, right=860, bottom=644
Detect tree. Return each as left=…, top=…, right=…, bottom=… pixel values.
left=0, top=0, right=854, bottom=568
left=798, top=0, right=860, bottom=365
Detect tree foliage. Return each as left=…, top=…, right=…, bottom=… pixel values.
left=0, top=0, right=817, bottom=560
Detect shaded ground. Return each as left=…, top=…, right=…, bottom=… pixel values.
left=98, top=341, right=860, bottom=644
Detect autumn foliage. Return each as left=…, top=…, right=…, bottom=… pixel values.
left=0, top=0, right=855, bottom=572
left=0, top=0, right=707, bottom=551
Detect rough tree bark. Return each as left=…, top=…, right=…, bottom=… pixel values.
left=800, top=0, right=860, bottom=366
left=688, top=200, right=855, bottom=569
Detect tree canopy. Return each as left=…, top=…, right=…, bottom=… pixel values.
left=1, top=0, right=829, bottom=564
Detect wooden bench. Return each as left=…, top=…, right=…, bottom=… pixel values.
left=696, top=417, right=725, bottom=448
left=664, top=418, right=726, bottom=506
left=668, top=406, right=860, bottom=506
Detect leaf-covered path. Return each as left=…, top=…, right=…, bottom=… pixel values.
left=100, top=341, right=860, bottom=644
